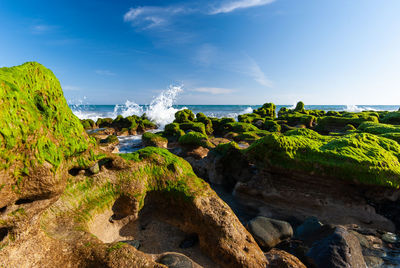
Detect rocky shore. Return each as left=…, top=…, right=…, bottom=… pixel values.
left=1, top=62, right=400, bottom=267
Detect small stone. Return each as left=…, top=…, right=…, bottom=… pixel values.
left=89, top=162, right=100, bottom=174
left=247, top=216, right=293, bottom=250
left=382, top=232, right=398, bottom=243
left=157, top=253, right=194, bottom=268
left=294, top=217, right=323, bottom=242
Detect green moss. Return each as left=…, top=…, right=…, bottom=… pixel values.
left=100, top=135, right=119, bottom=144
left=107, top=242, right=125, bottom=253
left=80, top=119, right=96, bottom=129
left=246, top=130, right=400, bottom=188
left=174, top=109, right=195, bottom=123
left=96, top=118, right=113, bottom=128
left=234, top=132, right=261, bottom=143
left=264, top=120, right=281, bottom=132
left=142, top=132, right=167, bottom=147
left=294, top=101, right=306, bottom=113
left=179, top=122, right=207, bottom=135
left=278, top=112, right=315, bottom=128
left=381, top=112, right=400, bottom=125
left=196, top=113, right=213, bottom=134
left=112, top=115, right=137, bottom=131
left=315, top=115, right=378, bottom=133
left=178, top=132, right=213, bottom=148
left=222, top=122, right=259, bottom=134
left=253, top=102, right=276, bottom=118
left=164, top=123, right=185, bottom=140
left=238, top=113, right=262, bottom=123
left=358, top=121, right=400, bottom=135
left=0, top=62, right=90, bottom=187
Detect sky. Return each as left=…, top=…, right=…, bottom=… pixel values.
left=0, top=0, right=400, bottom=105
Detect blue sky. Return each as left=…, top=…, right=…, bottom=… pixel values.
left=1, top=0, right=400, bottom=105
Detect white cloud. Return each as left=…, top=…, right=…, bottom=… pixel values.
left=95, top=70, right=116, bottom=76
left=63, top=85, right=80, bottom=91
left=246, top=57, right=273, bottom=87
left=192, top=87, right=235, bottom=94
left=123, top=6, right=191, bottom=29
left=210, top=0, right=276, bottom=14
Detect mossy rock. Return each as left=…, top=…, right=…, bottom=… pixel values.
left=294, top=101, right=306, bottom=113
left=174, top=109, right=195, bottom=123
left=0, top=62, right=91, bottom=202
left=264, top=120, right=281, bottom=132
left=315, top=115, right=378, bottom=134
left=222, top=122, right=259, bottom=134
left=164, top=123, right=185, bottom=140
left=137, top=118, right=156, bottom=132
left=111, top=115, right=138, bottom=131
left=307, top=110, right=326, bottom=117
left=358, top=122, right=400, bottom=135
left=245, top=129, right=400, bottom=188
left=238, top=113, right=262, bottom=123
left=381, top=112, right=400, bottom=125
left=178, top=132, right=213, bottom=148
left=96, top=118, right=113, bottom=128
left=234, top=132, right=261, bottom=143
left=179, top=122, right=207, bottom=136
left=100, top=135, right=119, bottom=145
left=253, top=103, right=276, bottom=118
left=278, top=112, right=315, bottom=128
left=142, top=132, right=168, bottom=148
left=80, top=119, right=96, bottom=130
left=196, top=113, right=213, bottom=135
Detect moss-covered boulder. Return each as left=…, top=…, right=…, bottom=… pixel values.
left=222, top=122, right=259, bottom=134
left=80, top=119, right=96, bottom=130
left=315, top=115, right=378, bottom=134
left=142, top=132, right=168, bottom=148
left=238, top=113, right=262, bottom=123
left=246, top=128, right=400, bottom=187
left=96, top=117, right=113, bottom=128
left=178, top=132, right=214, bottom=148
left=253, top=103, right=276, bottom=118
left=278, top=112, right=316, bottom=128
left=265, top=120, right=281, bottom=132
left=196, top=113, right=213, bottom=135
left=358, top=121, right=400, bottom=135
left=164, top=123, right=185, bottom=140
left=111, top=115, right=137, bottom=131
left=0, top=62, right=92, bottom=205
left=179, top=122, right=207, bottom=135
left=174, top=109, right=195, bottom=123
left=381, top=111, right=400, bottom=125
left=294, top=101, right=306, bottom=113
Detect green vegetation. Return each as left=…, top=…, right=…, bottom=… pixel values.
left=0, top=62, right=91, bottom=187
left=100, top=135, right=119, bottom=144
left=382, top=111, right=400, bottom=125
left=358, top=121, right=400, bottom=135
left=246, top=129, right=400, bottom=188
left=222, top=122, right=259, bottom=134
left=315, top=115, right=378, bottom=133
left=178, top=132, right=213, bottom=148
left=80, top=119, right=96, bottom=129
left=253, top=102, right=276, bottom=118
left=174, top=109, right=195, bottom=123
left=163, top=123, right=185, bottom=140
left=196, top=113, right=213, bottom=134
left=179, top=122, right=207, bottom=135
left=142, top=132, right=167, bottom=147
left=264, top=120, right=281, bottom=132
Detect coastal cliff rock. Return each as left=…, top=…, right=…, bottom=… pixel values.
left=0, top=62, right=267, bottom=267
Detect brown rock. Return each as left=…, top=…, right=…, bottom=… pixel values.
left=265, top=249, right=306, bottom=268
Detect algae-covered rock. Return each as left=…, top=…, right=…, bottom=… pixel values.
left=178, top=132, right=213, bottom=148
left=0, top=62, right=92, bottom=205
left=142, top=132, right=168, bottom=148
left=358, top=121, right=400, bottom=135
left=96, top=117, right=113, bottom=128
left=265, top=120, right=281, bottom=132
left=164, top=122, right=186, bottom=140
left=294, top=101, right=306, bottom=113
left=196, top=112, right=213, bottom=135
left=174, top=109, right=195, bottom=123
left=315, top=114, right=378, bottom=133
left=80, top=119, right=96, bottom=129
left=245, top=128, right=400, bottom=187
left=222, top=122, right=259, bottom=134
left=253, top=102, right=276, bottom=118
left=381, top=111, right=400, bottom=125
left=179, top=122, right=207, bottom=135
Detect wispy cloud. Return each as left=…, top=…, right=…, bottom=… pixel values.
left=232, top=56, right=272, bottom=87
left=95, top=70, right=116, bottom=76
left=63, top=85, right=80, bottom=91
left=123, top=6, right=192, bottom=30
left=123, top=0, right=276, bottom=30
left=192, top=87, right=235, bottom=94
left=193, top=44, right=218, bottom=66
left=210, top=0, right=276, bottom=14
left=31, top=24, right=57, bottom=35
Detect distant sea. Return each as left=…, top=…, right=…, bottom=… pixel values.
left=70, top=104, right=400, bottom=123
